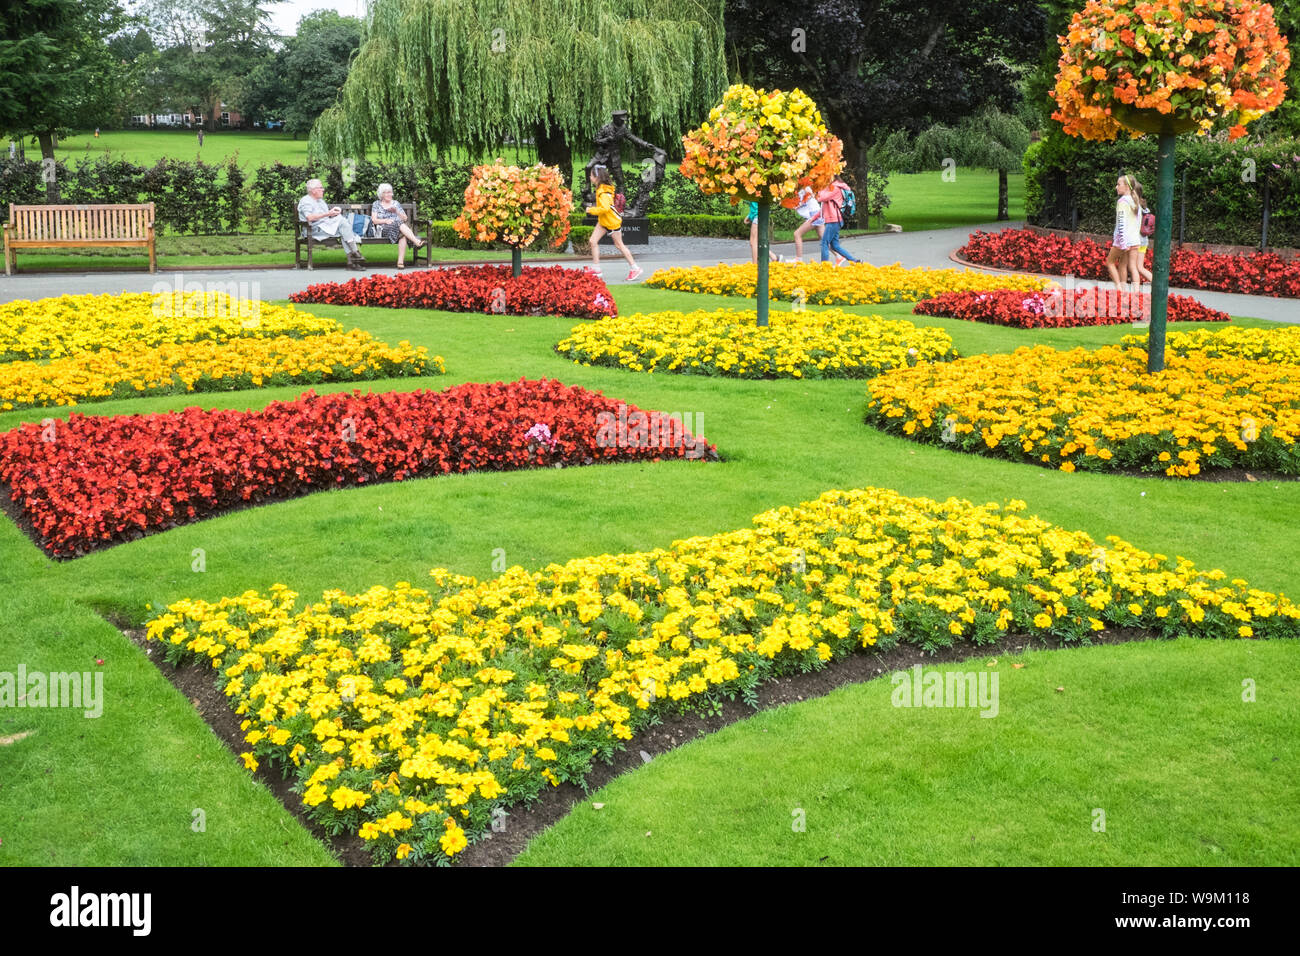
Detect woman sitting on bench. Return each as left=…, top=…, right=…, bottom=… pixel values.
left=370, top=183, right=426, bottom=269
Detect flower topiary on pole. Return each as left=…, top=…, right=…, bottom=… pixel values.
left=679, top=84, right=843, bottom=326
left=453, top=161, right=573, bottom=277
left=1051, top=0, right=1290, bottom=372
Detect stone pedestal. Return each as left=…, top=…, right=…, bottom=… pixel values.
left=583, top=215, right=649, bottom=245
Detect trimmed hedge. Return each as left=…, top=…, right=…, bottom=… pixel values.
left=0, top=153, right=891, bottom=240
left=0, top=156, right=477, bottom=236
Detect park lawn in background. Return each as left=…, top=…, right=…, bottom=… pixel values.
left=0, top=287, right=1294, bottom=866
left=515, top=637, right=1300, bottom=866
left=885, top=169, right=1026, bottom=232
left=41, top=129, right=537, bottom=170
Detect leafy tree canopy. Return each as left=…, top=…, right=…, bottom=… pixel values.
left=725, top=0, right=1048, bottom=176
left=311, top=0, right=727, bottom=181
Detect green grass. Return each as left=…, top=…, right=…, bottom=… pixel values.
left=517, top=638, right=1300, bottom=866
left=0, top=286, right=1293, bottom=866
left=885, top=169, right=1025, bottom=231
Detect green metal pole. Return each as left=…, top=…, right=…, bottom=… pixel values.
left=1147, top=131, right=1177, bottom=373
left=756, top=200, right=770, bottom=327
left=511, top=245, right=522, bottom=278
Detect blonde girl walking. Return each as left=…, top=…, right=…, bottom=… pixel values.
left=1107, top=173, right=1142, bottom=292
left=585, top=165, right=642, bottom=281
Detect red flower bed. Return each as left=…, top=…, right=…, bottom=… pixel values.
left=959, top=228, right=1300, bottom=299
left=289, top=265, right=617, bottom=319
left=0, top=380, right=715, bottom=557
left=913, top=288, right=1229, bottom=328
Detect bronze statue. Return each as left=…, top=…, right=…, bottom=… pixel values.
left=582, top=110, right=666, bottom=218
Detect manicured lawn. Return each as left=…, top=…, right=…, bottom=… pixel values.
left=0, top=284, right=1293, bottom=866
left=517, top=637, right=1300, bottom=866
left=886, top=169, right=1026, bottom=231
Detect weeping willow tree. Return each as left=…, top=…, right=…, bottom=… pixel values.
left=910, top=107, right=1031, bottom=220
left=311, top=0, right=726, bottom=180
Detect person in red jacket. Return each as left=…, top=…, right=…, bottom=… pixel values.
left=817, top=179, right=861, bottom=266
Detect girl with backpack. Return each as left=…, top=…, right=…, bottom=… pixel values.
left=1107, top=173, right=1142, bottom=292
left=816, top=178, right=861, bottom=266
left=1128, top=179, right=1154, bottom=288
left=585, top=165, right=642, bottom=281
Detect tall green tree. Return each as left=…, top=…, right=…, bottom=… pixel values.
left=0, top=0, right=133, bottom=200
left=726, top=1, right=1047, bottom=194
left=137, top=0, right=284, bottom=129
left=311, top=0, right=727, bottom=183
left=238, top=10, right=363, bottom=136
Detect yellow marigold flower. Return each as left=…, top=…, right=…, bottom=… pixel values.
left=440, top=820, right=469, bottom=856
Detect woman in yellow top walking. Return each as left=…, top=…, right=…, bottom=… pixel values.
left=585, top=165, right=642, bottom=281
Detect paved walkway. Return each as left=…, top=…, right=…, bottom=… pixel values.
left=1, top=221, right=1295, bottom=322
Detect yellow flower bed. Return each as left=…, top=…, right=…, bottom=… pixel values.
left=644, top=261, right=1050, bottom=305
left=555, top=308, right=956, bottom=379
left=866, top=345, right=1300, bottom=477
left=1121, top=325, right=1300, bottom=364
left=0, top=330, right=441, bottom=410
left=0, top=292, right=339, bottom=362
left=146, top=485, right=1300, bottom=865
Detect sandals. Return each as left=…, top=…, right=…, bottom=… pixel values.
left=396, top=262, right=406, bottom=269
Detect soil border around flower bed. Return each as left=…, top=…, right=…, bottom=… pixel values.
left=112, top=610, right=1186, bottom=867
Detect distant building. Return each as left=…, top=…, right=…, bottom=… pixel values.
left=127, top=105, right=244, bottom=129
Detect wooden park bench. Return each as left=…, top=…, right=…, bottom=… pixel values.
left=295, top=202, right=432, bottom=269
left=4, top=203, right=156, bottom=275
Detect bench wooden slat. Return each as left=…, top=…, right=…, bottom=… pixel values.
left=4, top=203, right=157, bottom=274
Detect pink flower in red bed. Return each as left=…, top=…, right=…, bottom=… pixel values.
left=0, top=380, right=716, bottom=558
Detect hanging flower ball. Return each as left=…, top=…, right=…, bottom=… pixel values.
left=679, top=84, right=845, bottom=205
left=453, top=161, right=573, bottom=248
left=1051, top=0, right=1290, bottom=141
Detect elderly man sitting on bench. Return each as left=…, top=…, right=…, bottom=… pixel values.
left=298, top=178, right=366, bottom=269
